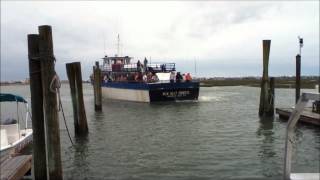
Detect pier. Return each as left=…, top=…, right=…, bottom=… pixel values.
left=276, top=107, right=320, bottom=126
left=0, top=155, right=32, bottom=180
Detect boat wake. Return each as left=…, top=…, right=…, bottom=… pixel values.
left=198, top=96, right=222, bottom=102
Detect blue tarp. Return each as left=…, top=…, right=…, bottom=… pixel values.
left=0, top=93, right=27, bottom=103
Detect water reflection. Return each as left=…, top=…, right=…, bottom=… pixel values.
left=68, top=136, right=90, bottom=179
left=256, top=116, right=277, bottom=177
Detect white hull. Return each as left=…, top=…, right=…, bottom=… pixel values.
left=0, top=126, right=33, bottom=162
left=102, top=87, right=150, bottom=102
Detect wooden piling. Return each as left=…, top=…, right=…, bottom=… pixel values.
left=295, top=54, right=301, bottom=103
left=66, top=62, right=88, bottom=135
left=38, top=25, right=63, bottom=180
left=27, top=34, right=47, bottom=180
left=94, top=61, right=102, bottom=111
left=259, top=40, right=271, bottom=116
left=267, top=77, right=275, bottom=116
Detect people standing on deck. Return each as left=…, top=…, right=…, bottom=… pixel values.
left=161, top=64, right=165, bottom=72
left=147, top=72, right=153, bottom=82
left=151, top=72, right=159, bottom=82
left=143, top=73, right=147, bottom=82
left=134, top=72, right=142, bottom=82
left=185, top=73, right=192, bottom=82
left=137, top=60, right=142, bottom=72
left=182, top=73, right=186, bottom=82
left=144, top=58, right=148, bottom=72
left=170, top=71, right=175, bottom=83
left=103, top=75, right=108, bottom=82
left=127, top=73, right=134, bottom=82
left=176, top=72, right=183, bottom=83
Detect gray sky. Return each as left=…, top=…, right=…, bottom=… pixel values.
left=1, top=1, right=319, bottom=81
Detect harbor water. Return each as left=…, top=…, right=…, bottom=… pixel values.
left=1, top=84, right=319, bottom=180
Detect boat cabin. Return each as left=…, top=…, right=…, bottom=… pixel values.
left=101, top=55, right=175, bottom=73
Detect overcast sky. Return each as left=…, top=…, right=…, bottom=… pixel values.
left=1, top=1, right=319, bottom=81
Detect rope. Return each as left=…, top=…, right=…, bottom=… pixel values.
left=51, top=72, right=74, bottom=146
left=58, top=90, right=74, bottom=146
left=29, top=54, right=74, bottom=146
left=269, top=93, right=274, bottom=106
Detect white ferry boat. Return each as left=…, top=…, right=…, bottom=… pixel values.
left=94, top=55, right=200, bottom=102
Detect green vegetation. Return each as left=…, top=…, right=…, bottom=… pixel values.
left=199, top=76, right=319, bottom=89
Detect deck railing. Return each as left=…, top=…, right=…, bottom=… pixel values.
left=283, top=92, right=320, bottom=180
left=101, top=63, right=175, bottom=73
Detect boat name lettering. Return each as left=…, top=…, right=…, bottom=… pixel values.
left=162, top=91, right=190, bottom=97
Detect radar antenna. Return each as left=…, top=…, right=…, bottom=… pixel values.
left=298, top=36, right=303, bottom=56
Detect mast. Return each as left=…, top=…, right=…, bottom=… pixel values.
left=194, top=57, right=197, bottom=77
left=117, top=34, right=120, bottom=57
left=103, top=33, right=106, bottom=55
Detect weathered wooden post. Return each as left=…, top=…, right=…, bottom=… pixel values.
left=93, top=61, right=102, bottom=111
left=66, top=62, right=88, bottom=135
left=38, top=25, right=63, bottom=180
left=28, top=34, right=47, bottom=180
left=295, top=54, right=301, bottom=103
left=267, top=77, right=275, bottom=116
left=259, top=40, right=271, bottom=116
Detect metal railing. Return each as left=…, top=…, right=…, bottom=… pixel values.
left=101, top=62, right=176, bottom=72
left=283, top=92, right=320, bottom=180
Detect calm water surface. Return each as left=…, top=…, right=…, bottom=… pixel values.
left=1, top=84, right=319, bottom=180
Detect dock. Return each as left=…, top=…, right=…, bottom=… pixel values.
left=0, top=155, right=32, bottom=180
left=276, top=107, right=320, bottom=126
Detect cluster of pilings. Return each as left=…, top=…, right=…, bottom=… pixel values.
left=28, top=25, right=63, bottom=180
left=259, top=40, right=305, bottom=117
left=259, top=40, right=275, bottom=117
left=28, top=25, right=88, bottom=180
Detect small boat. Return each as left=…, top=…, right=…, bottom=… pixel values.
left=96, top=55, right=200, bottom=102
left=0, top=93, right=33, bottom=161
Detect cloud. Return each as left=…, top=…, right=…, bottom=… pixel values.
left=1, top=1, right=319, bottom=81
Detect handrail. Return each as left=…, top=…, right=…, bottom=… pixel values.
left=283, top=92, right=320, bottom=180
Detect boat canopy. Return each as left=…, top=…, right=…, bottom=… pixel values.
left=0, top=93, right=27, bottom=103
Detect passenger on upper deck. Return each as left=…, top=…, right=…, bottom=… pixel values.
left=137, top=60, right=142, bottom=72
left=144, top=58, right=148, bottom=72
left=161, top=64, right=166, bottom=72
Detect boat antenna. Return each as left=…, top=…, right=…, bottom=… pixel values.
left=194, top=57, right=197, bottom=77
left=117, top=34, right=120, bottom=57
left=103, top=33, right=106, bottom=55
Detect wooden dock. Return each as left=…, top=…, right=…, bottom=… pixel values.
left=290, top=173, right=320, bottom=180
left=276, top=107, right=320, bottom=126
left=0, top=155, right=32, bottom=180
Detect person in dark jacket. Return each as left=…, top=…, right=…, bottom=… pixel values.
left=176, top=72, right=183, bottom=83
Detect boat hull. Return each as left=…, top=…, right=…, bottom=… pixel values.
left=101, top=81, right=199, bottom=102
left=0, top=129, right=32, bottom=162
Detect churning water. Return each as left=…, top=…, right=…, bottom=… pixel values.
left=1, top=84, right=319, bottom=180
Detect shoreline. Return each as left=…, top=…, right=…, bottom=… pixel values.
left=1, top=79, right=318, bottom=89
